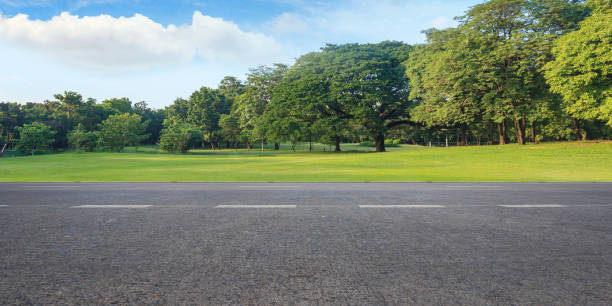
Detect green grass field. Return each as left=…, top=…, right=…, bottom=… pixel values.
left=0, top=142, right=610, bottom=182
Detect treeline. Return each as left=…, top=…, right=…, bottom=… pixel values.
left=0, top=93, right=164, bottom=155
left=1, top=0, right=610, bottom=155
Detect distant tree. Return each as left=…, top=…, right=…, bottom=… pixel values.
left=158, top=121, right=200, bottom=153
left=54, top=91, right=83, bottom=120
left=16, top=122, right=56, bottom=156
left=102, top=97, right=133, bottom=114
left=219, top=114, right=241, bottom=149
left=545, top=0, right=612, bottom=135
left=133, top=101, right=165, bottom=144
left=67, top=123, right=98, bottom=152
left=98, top=113, right=149, bottom=152
left=235, top=64, right=288, bottom=150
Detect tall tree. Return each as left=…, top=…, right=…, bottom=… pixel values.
left=322, top=42, right=413, bottom=152
left=545, top=0, right=612, bottom=133
left=236, top=64, right=288, bottom=150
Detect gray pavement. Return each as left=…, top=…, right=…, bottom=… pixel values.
left=0, top=183, right=611, bottom=304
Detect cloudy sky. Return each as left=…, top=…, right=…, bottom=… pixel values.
left=0, top=0, right=483, bottom=108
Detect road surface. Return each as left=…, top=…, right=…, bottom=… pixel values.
left=0, top=183, right=611, bottom=304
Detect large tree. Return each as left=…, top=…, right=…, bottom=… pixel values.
left=322, top=42, right=413, bottom=152
left=545, top=0, right=612, bottom=132
left=235, top=64, right=288, bottom=150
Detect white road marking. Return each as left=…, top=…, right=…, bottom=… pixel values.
left=0, top=205, right=8, bottom=207
left=215, top=205, right=296, bottom=208
left=360, top=205, right=445, bottom=208
left=446, top=185, right=502, bottom=188
left=498, top=204, right=567, bottom=208
left=72, top=205, right=152, bottom=208
left=26, top=186, right=81, bottom=188
left=238, top=186, right=300, bottom=189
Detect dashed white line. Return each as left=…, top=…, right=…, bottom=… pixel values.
left=498, top=204, right=567, bottom=208
left=72, top=205, right=152, bottom=208
left=25, top=186, right=81, bottom=188
left=238, top=186, right=300, bottom=189
left=446, top=185, right=502, bottom=188
left=216, top=205, right=296, bottom=208
left=360, top=205, right=445, bottom=208
left=0, top=205, right=8, bottom=207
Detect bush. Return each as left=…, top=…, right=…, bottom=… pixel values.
left=68, top=124, right=98, bottom=152
left=16, top=122, right=56, bottom=156
left=98, top=113, right=149, bottom=152
left=158, top=122, right=201, bottom=153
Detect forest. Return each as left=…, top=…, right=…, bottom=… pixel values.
left=1, top=0, right=610, bottom=155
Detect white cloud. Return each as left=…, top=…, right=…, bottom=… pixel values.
left=430, top=16, right=455, bottom=29
left=0, top=11, right=286, bottom=69
left=269, top=12, right=308, bottom=35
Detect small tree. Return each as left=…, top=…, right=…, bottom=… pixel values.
left=16, top=122, right=56, bottom=156
left=68, top=123, right=98, bottom=152
left=158, top=122, right=200, bottom=153
left=98, top=113, right=149, bottom=152
left=219, top=114, right=241, bottom=149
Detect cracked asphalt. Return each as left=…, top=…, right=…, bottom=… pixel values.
left=0, top=183, right=611, bottom=304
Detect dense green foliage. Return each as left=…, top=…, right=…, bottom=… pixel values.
left=67, top=123, right=98, bottom=152
left=1, top=0, right=610, bottom=157
left=544, top=0, right=611, bottom=127
left=98, top=113, right=149, bottom=152
left=16, top=122, right=56, bottom=155
left=158, top=122, right=200, bottom=153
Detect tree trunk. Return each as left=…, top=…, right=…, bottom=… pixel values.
left=1, top=143, right=6, bottom=153
left=210, top=142, right=215, bottom=150
left=498, top=123, right=506, bottom=145
left=462, top=125, right=468, bottom=146
left=581, top=130, right=587, bottom=141
left=247, top=142, right=252, bottom=150
left=274, top=143, right=280, bottom=150
left=373, top=133, right=385, bottom=152
left=334, top=136, right=341, bottom=152
left=514, top=118, right=524, bottom=145
left=530, top=122, right=537, bottom=144
left=445, top=133, right=449, bottom=147
left=573, top=118, right=581, bottom=141
left=234, top=142, right=238, bottom=149
left=456, top=129, right=461, bottom=146
left=261, top=139, right=264, bottom=151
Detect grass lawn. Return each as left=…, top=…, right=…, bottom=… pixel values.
left=0, top=141, right=610, bottom=182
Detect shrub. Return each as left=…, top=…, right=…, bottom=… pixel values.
left=68, top=124, right=98, bottom=152
left=98, top=113, right=149, bottom=152
left=16, top=122, right=56, bottom=156
left=159, top=122, right=200, bottom=153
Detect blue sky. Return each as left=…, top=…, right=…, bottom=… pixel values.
left=0, top=0, right=483, bottom=108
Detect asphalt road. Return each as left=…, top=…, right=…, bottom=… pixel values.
left=0, top=183, right=611, bottom=304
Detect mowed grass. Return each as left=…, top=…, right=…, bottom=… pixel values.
left=0, top=141, right=610, bottom=182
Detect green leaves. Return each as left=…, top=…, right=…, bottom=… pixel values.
left=544, top=1, right=612, bottom=125
left=16, top=122, right=56, bottom=155
left=98, top=113, right=149, bottom=152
